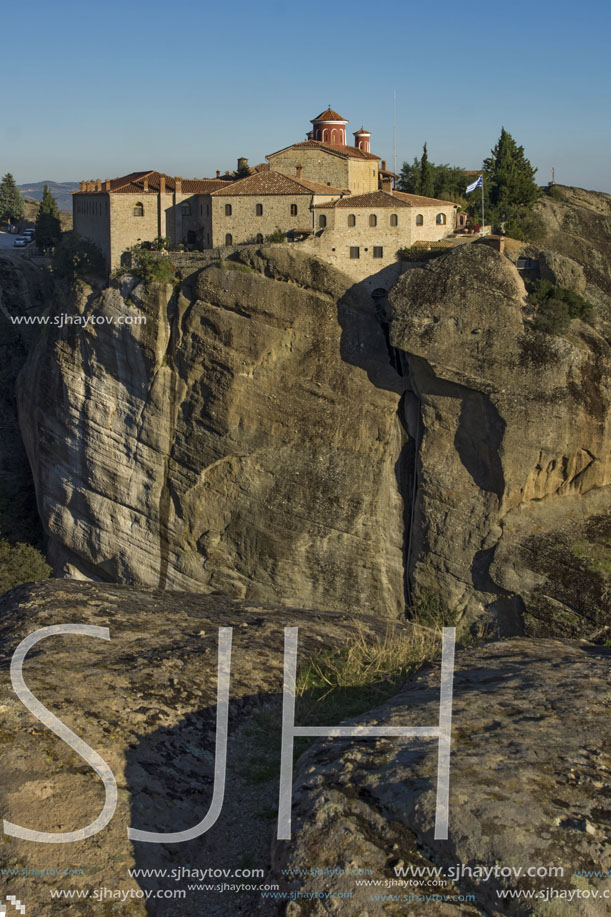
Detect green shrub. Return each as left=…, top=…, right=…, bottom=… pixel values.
left=526, top=279, right=594, bottom=334
left=132, top=251, right=176, bottom=286
left=503, top=208, right=546, bottom=242
left=0, top=539, right=51, bottom=596
left=265, top=228, right=285, bottom=243
left=411, top=591, right=457, bottom=629
left=52, top=232, right=105, bottom=282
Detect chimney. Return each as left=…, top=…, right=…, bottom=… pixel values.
left=95, top=179, right=102, bottom=191
left=175, top=176, right=182, bottom=194
left=381, top=176, right=393, bottom=192
left=295, top=164, right=303, bottom=180
left=143, top=176, right=149, bottom=192
left=80, top=181, right=86, bottom=191
left=87, top=181, right=94, bottom=192
left=237, top=157, right=248, bottom=172
left=159, top=174, right=166, bottom=193
left=381, top=160, right=387, bottom=171
left=216, top=170, right=221, bottom=178
left=104, top=179, right=111, bottom=191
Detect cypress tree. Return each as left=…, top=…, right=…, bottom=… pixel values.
left=419, top=143, right=435, bottom=198
left=0, top=173, right=25, bottom=225
left=35, top=185, right=62, bottom=251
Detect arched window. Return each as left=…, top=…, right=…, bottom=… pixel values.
left=133, top=202, right=144, bottom=217
left=323, top=130, right=329, bottom=142
left=256, top=233, right=264, bottom=243
left=256, top=203, right=263, bottom=216
left=318, top=214, right=327, bottom=228
left=331, top=130, right=336, bottom=143
left=225, top=204, right=232, bottom=216
left=416, top=214, right=424, bottom=226
left=181, top=202, right=191, bottom=216
left=436, top=213, right=447, bottom=225
left=390, top=213, right=398, bottom=226
left=347, top=214, right=356, bottom=227
left=290, top=204, right=298, bottom=216
left=225, top=233, right=233, bottom=246
left=369, top=214, right=377, bottom=227
left=316, top=129, right=321, bottom=140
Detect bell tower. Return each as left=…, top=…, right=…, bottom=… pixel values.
left=353, top=127, right=371, bottom=152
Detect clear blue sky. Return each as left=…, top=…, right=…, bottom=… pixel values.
left=3, top=0, right=610, bottom=191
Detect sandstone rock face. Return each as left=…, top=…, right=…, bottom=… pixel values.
left=18, top=247, right=407, bottom=616
left=272, top=638, right=611, bottom=916
left=0, top=580, right=388, bottom=916
left=388, top=243, right=611, bottom=633
left=534, top=185, right=611, bottom=330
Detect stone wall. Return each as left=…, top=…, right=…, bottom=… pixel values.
left=269, top=148, right=351, bottom=191
left=73, top=194, right=111, bottom=265
left=348, top=158, right=379, bottom=195
left=210, top=193, right=317, bottom=246
left=302, top=202, right=457, bottom=280
left=75, top=191, right=209, bottom=270
left=269, top=148, right=379, bottom=195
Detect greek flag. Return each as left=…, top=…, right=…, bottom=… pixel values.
left=466, top=175, right=483, bottom=193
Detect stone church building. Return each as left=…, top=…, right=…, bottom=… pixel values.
left=73, top=107, right=458, bottom=278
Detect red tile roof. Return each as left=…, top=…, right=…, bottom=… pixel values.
left=268, top=139, right=379, bottom=162
left=74, top=171, right=229, bottom=195
left=392, top=190, right=457, bottom=208
left=314, top=190, right=457, bottom=209
left=211, top=170, right=346, bottom=197
left=312, top=108, right=347, bottom=122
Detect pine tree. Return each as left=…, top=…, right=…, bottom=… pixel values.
left=35, top=185, right=62, bottom=251
left=0, top=173, right=25, bottom=225
left=483, top=128, right=538, bottom=220
left=419, top=143, right=435, bottom=198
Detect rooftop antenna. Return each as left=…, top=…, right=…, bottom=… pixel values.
left=393, top=90, right=397, bottom=183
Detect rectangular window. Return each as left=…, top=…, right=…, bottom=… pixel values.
left=373, top=246, right=383, bottom=258
left=350, top=247, right=360, bottom=259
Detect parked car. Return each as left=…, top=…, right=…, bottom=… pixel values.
left=14, top=237, right=29, bottom=247
left=23, top=228, right=35, bottom=237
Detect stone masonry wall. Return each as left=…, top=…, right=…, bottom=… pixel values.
left=211, top=194, right=317, bottom=246
left=269, top=149, right=351, bottom=191
left=301, top=201, right=457, bottom=280
left=73, top=194, right=111, bottom=265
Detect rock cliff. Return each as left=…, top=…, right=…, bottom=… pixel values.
left=388, top=243, right=610, bottom=634
left=18, top=247, right=407, bottom=616
left=534, top=184, right=611, bottom=333
left=17, top=233, right=611, bottom=636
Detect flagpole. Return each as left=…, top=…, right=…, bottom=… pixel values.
left=481, top=176, right=485, bottom=232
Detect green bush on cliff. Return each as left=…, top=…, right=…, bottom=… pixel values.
left=265, top=228, right=286, bottom=243
left=132, top=250, right=176, bottom=286
left=0, top=539, right=51, bottom=595
left=52, top=232, right=105, bottom=282
left=526, top=279, right=594, bottom=334
left=503, top=207, right=546, bottom=242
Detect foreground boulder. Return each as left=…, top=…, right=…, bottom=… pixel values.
left=272, top=637, right=611, bottom=915
left=0, top=579, right=388, bottom=916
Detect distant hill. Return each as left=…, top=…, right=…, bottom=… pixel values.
left=18, top=181, right=78, bottom=213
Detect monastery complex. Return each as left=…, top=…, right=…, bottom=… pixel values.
left=73, top=108, right=460, bottom=280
